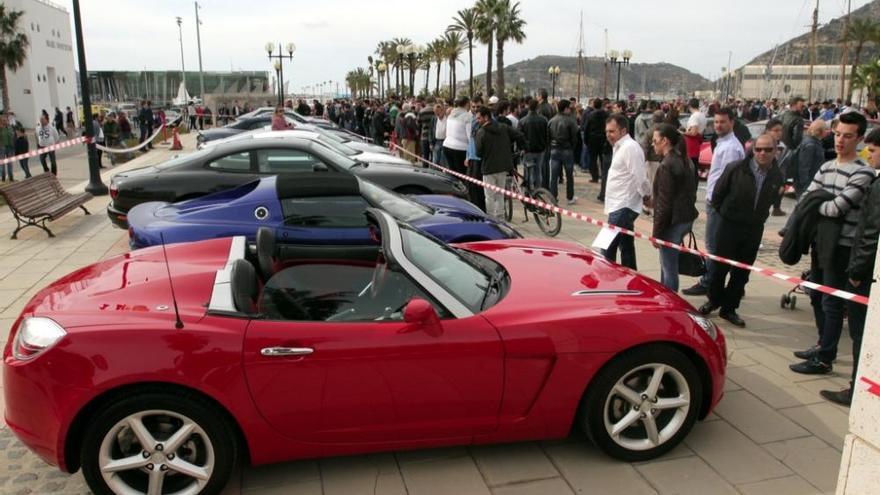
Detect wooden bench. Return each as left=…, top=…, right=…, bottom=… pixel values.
left=0, top=173, right=92, bottom=239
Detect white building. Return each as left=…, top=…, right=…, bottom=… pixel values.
left=2, top=0, right=77, bottom=129
left=737, top=65, right=851, bottom=102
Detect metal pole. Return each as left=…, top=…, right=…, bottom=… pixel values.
left=726, top=51, right=732, bottom=100
left=176, top=17, right=186, bottom=95
left=72, top=0, right=108, bottom=195
left=195, top=2, right=205, bottom=99
left=615, top=63, right=623, bottom=101
left=278, top=44, right=284, bottom=106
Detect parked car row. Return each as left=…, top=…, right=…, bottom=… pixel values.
left=3, top=127, right=728, bottom=495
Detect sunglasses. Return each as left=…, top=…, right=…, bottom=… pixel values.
left=754, top=147, right=775, bottom=153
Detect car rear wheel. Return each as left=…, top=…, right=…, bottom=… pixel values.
left=581, top=345, right=702, bottom=462
left=81, top=390, right=238, bottom=495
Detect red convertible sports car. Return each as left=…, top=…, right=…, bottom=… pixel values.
left=4, top=209, right=726, bottom=495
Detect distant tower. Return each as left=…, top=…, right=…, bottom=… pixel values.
left=575, top=12, right=587, bottom=101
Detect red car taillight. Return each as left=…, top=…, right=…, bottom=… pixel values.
left=109, top=184, right=118, bottom=199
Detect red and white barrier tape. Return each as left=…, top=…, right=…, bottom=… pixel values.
left=1, top=136, right=89, bottom=165
left=94, top=125, right=165, bottom=154
left=391, top=143, right=870, bottom=306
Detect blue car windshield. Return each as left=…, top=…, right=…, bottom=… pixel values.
left=358, top=179, right=433, bottom=222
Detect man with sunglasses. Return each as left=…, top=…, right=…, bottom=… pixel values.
left=698, top=134, right=784, bottom=327
left=791, top=111, right=874, bottom=375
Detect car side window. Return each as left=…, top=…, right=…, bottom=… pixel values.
left=281, top=195, right=369, bottom=227
left=257, top=149, right=323, bottom=173
left=207, top=151, right=252, bottom=172
left=259, top=262, right=449, bottom=322
left=249, top=118, right=271, bottom=130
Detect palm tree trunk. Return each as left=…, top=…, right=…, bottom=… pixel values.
left=468, top=35, right=475, bottom=98
left=495, top=39, right=505, bottom=97
left=425, top=65, right=430, bottom=95
left=0, top=68, right=9, bottom=118
left=848, top=43, right=864, bottom=101
left=436, top=61, right=441, bottom=96
left=486, top=36, right=494, bottom=96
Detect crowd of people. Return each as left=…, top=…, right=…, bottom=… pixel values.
left=302, top=91, right=878, bottom=408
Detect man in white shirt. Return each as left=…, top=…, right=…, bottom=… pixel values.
left=602, top=113, right=651, bottom=269
left=683, top=107, right=746, bottom=296
left=36, top=115, right=61, bottom=175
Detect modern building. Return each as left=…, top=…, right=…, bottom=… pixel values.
left=1, top=0, right=77, bottom=129
left=737, top=65, right=851, bottom=102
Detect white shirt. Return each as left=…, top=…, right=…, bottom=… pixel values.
left=36, top=124, right=59, bottom=147
left=705, top=132, right=746, bottom=201
left=686, top=111, right=707, bottom=134
left=605, top=134, right=650, bottom=215
left=434, top=116, right=447, bottom=141
left=506, top=113, right=519, bottom=128
left=443, top=108, right=471, bottom=151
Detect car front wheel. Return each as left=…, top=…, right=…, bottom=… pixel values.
left=581, top=345, right=703, bottom=462
left=80, top=390, right=238, bottom=495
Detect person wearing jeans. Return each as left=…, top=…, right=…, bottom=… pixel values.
left=549, top=148, right=575, bottom=203
left=650, top=123, right=699, bottom=292
left=548, top=100, right=579, bottom=204
left=36, top=115, right=60, bottom=176
left=601, top=113, right=650, bottom=270
left=522, top=152, right=542, bottom=191
left=475, top=106, right=525, bottom=219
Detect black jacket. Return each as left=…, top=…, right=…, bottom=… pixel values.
left=548, top=113, right=579, bottom=150
left=476, top=120, right=525, bottom=175
left=781, top=110, right=805, bottom=150
left=793, top=135, right=826, bottom=194
left=518, top=112, right=548, bottom=153
left=711, top=154, right=784, bottom=226
left=585, top=109, right=610, bottom=152
left=779, top=189, right=835, bottom=265
left=848, top=175, right=880, bottom=282
left=653, top=152, right=699, bottom=238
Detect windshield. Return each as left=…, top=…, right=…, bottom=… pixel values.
left=359, top=179, right=433, bottom=221
left=399, top=224, right=489, bottom=312
left=155, top=148, right=212, bottom=170
left=315, top=133, right=359, bottom=156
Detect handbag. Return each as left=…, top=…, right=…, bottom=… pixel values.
left=678, top=231, right=707, bottom=277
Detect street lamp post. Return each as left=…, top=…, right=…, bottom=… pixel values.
left=72, top=0, right=107, bottom=195
left=378, top=63, right=387, bottom=99
left=194, top=2, right=205, bottom=100
left=176, top=16, right=186, bottom=96
left=548, top=66, right=560, bottom=99
left=608, top=49, right=632, bottom=101
left=272, top=60, right=282, bottom=103
left=266, top=42, right=296, bottom=106
left=407, top=45, right=421, bottom=98
left=396, top=44, right=406, bottom=96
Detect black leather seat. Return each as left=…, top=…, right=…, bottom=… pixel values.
left=231, top=258, right=259, bottom=314
left=256, top=227, right=276, bottom=281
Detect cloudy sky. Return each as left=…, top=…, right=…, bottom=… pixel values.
left=53, top=0, right=871, bottom=88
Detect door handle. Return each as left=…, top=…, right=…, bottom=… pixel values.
left=260, top=347, right=314, bottom=357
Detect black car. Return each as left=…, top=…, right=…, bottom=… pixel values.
left=107, top=137, right=468, bottom=228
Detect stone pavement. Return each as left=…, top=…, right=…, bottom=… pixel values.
left=0, top=140, right=856, bottom=494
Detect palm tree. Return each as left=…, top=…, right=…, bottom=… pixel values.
left=428, top=38, right=446, bottom=96
left=0, top=5, right=29, bottom=114
left=842, top=18, right=879, bottom=101
left=474, top=0, right=500, bottom=96
left=447, top=8, right=478, bottom=98
left=852, top=60, right=880, bottom=104
left=376, top=41, right=396, bottom=96
left=443, top=32, right=465, bottom=99
left=493, top=0, right=526, bottom=97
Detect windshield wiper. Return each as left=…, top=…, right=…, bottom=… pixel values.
left=480, top=270, right=504, bottom=310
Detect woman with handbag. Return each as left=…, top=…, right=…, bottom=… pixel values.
left=651, top=123, right=699, bottom=292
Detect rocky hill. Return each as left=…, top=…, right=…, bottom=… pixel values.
left=478, top=55, right=713, bottom=98
left=746, top=0, right=880, bottom=67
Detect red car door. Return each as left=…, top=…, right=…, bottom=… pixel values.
left=243, top=315, right=503, bottom=444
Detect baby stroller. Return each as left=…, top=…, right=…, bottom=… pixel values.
left=780, top=269, right=811, bottom=310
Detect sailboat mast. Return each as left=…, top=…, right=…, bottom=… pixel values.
left=840, top=0, right=851, bottom=101
left=576, top=11, right=585, bottom=102
left=602, top=28, right=609, bottom=99
left=808, top=0, right=819, bottom=102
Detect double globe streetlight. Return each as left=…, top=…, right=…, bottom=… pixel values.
left=266, top=42, right=296, bottom=105
left=396, top=43, right=425, bottom=97
left=548, top=66, right=561, bottom=99
left=608, top=49, right=633, bottom=101
left=377, top=62, right=388, bottom=99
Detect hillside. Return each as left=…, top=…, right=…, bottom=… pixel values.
left=746, top=0, right=880, bottom=67
left=478, top=55, right=713, bottom=98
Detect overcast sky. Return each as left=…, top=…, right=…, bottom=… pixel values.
left=53, top=0, right=872, bottom=88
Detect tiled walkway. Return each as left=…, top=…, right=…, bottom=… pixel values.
left=0, top=138, right=851, bottom=494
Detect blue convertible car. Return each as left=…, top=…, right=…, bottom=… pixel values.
left=127, top=173, right=521, bottom=249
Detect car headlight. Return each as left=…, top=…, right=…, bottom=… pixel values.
left=495, top=221, right=522, bottom=239
left=688, top=313, right=718, bottom=340
left=12, top=317, right=67, bottom=361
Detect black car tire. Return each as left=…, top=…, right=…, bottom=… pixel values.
left=580, top=345, right=703, bottom=462
left=80, top=389, right=238, bottom=495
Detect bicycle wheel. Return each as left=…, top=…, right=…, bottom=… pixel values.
left=503, top=176, right=516, bottom=222
left=531, top=188, right=562, bottom=237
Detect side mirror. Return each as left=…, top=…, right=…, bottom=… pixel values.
left=403, top=297, right=442, bottom=337
left=312, top=163, right=329, bottom=172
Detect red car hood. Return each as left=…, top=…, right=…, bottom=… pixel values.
left=22, top=238, right=234, bottom=329
left=462, top=239, right=693, bottom=318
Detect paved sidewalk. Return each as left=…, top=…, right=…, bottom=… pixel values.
left=0, top=147, right=853, bottom=494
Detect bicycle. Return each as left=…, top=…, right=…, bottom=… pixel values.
left=503, top=168, right=562, bottom=237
